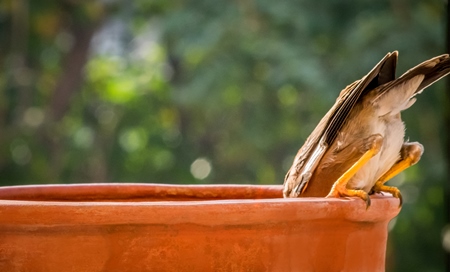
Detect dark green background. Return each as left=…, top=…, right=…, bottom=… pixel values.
left=0, top=1, right=448, bottom=271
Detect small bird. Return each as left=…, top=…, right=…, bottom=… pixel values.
left=283, top=51, right=450, bottom=208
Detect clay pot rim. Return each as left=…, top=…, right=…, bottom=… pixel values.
left=0, top=183, right=400, bottom=226
left=0, top=183, right=283, bottom=201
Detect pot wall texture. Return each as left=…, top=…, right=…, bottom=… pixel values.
left=0, top=184, right=400, bottom=272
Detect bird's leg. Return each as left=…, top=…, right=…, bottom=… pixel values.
left=371, top=142, right=423, bottom=207
left=326, top=134, right=383, bottom=208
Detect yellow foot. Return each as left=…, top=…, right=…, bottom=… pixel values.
left=325, top=134, right=383, bottom=210
left=371, top=184, right=402, bottom=208
left=326, top=187, right=371, bottom=209
left=372, top=142, right=422, bottom=209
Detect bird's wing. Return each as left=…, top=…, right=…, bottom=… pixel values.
left=284, top=51, right=398, bottom=197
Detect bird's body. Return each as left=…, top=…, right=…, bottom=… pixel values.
left=283, top=52, right=450, bottom=206
left=344, top=106, right=404, bottom=193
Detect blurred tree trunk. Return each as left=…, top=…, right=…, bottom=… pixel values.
left=43, top=5, right=104, bottom=182
left=49, top=25, right=98, bottom=122
left=10, top=0, right=30, bottom=125
left=47, top=24, right=99, bottom=181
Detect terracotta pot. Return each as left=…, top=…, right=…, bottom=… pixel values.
left=0, top=183, right=400, bottom=272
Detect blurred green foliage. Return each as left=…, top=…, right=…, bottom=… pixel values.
left=0, top=0, right=448, bottom=271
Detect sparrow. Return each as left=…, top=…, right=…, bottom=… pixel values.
left=283, top=51, right=450, bottom=208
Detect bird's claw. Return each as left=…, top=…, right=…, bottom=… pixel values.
left=371, top=184, right=403, bottom=208
left=326, top=187, right=371, bottom=209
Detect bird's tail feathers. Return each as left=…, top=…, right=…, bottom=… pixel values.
left=404, top=54, right=450, bottom=95
left=374, top=54, right=450, bottom=116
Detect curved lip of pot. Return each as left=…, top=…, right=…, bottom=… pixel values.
left=0, top=183, right=401, bottom=226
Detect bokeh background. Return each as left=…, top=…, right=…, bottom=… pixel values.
left=0, top=0, right=449, bottom=271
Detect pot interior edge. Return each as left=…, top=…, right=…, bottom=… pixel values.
left=0, top=183, right=284, bottom=202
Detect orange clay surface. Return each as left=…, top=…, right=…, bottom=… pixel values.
left=0, top=183, right=400, bottom=272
